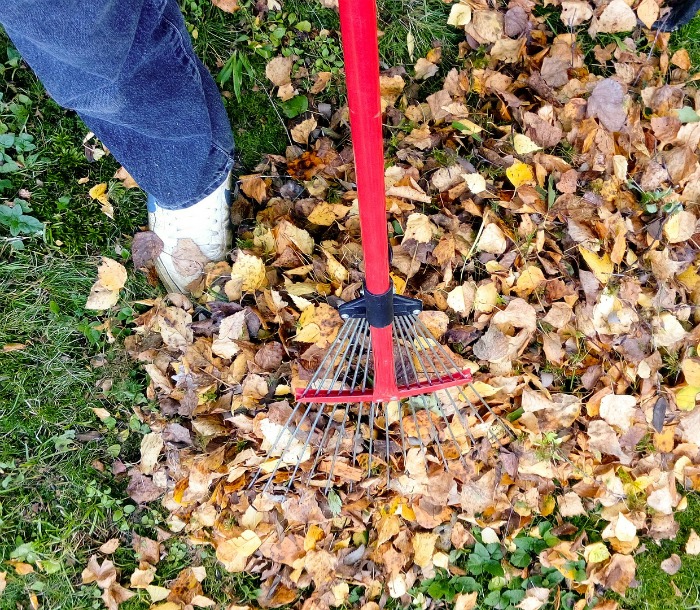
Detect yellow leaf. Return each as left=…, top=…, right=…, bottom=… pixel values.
left=97, top=257, right=127, bottom=291
left=216, top=531, right=262, bottom=572
left=682, top=358, right=700, bottom=386
left=579, top=247, right=614, bottom=284
left=463, top=173, right=487, bottom=194
left=146, top=585, right=171, bottom=602
left=89, top=182, right=110, bottom=205
left=391, top=272, right=407, bottom=295
left=447, top=3, right=472, bottom=26
left=584, top=542, right=610, bottom=564
left=324, top=250, right=348, bottom=284
left=307, top=202, right=349, bottom=226
left=636, top=0, right=659, bottom=28
left=230, top=251, right=266, bottom=292
left=513, top=133, right=542, bottom=154
left=675, top=385, right=700, bottom=411
left=506, top=160, right=535, bottom=187
left=513, top=265, right=545, bottom=296
left=412, top=533, right=438, bottom=568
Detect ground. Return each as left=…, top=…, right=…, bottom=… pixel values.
left=1, top=0, right=700, bottom=609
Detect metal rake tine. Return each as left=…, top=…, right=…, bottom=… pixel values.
left=384, top=404, right=391, bottom=487
left=405, top=397, right=432, bottom=474
left=394, top=318, right=433, bottom=471
left=325, top=404, right=350, bottom=494
left=409, top=321, right=477, bottom=463
left=305, top=401, right=340, bottom=486
left=305, top=324, right=367, bottom=486
left=284, top=404, right=328, bottom=494
left=261, top=401, right=315, bottom=494
left=249, top=399, right=305, bottom=489
left=304, top=318, right=358, bottom=397
left=391, top=320, right=411, bottom=464
left=324, top=318, right=366, bottom=393
left=349, top=319, right=370, bottom=389
left=402, top=316, right=467, bottom=468
left=349, top=401, right=365, bottom=492
left=454, top=385, right=508, bottom=448
left=413, top=318, right=515, bottom=441
left=367, top=401, right=377, bottom=479
left=395, top=317, right=452, bottom=471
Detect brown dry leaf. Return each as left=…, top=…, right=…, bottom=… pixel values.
left=240, top=174, right=268, bottom=203
left=132, top=231, right=164, bottom=270
left=636, top=0, right=659, bottom=28
left=587, top=79, right=627, bottom=132
left=140, top=432, right=164, bottom=475
left=291, top=118, right=318, bottom=145
left=102, top=583, right=135, bottom=610
left=172, top=238, right=209, bottom=278
left=477, top=223, right=507, bottom=254
left=0, top=571, right=5, bottom=595
left=216, top=531, right=262, bottom=572
left=99, top=539, right=120, bottom=555
left=89, top=182, right=114, bottom=218
left=114, top=166, right=139, bottom=189
left=661, top=554, right=682, bottom=575
left=211, top=0, right=240, bottom=12
left=310, top=71, right=332, bottom=94
left=82, top=556, right=117, bottom=589
left=130, top=564, right=157, bottom=588
left=686, top=530, right=700, bottom=555
left=415, top=58, right=438, bottom=80
left=560, top=0, right=593, bottom=26
left=265, top=56, right=293, bottom=86
left=404, top=213, right=438, bottom=243
left=589, top=0, right=637, bottom=36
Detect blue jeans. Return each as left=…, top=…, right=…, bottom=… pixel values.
left=0, top=0, right=235, bottom=210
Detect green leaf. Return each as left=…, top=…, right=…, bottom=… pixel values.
left=295, top=20, right=312, bottom=32
left=327, top=489, right=342, bottom=516
left=510, top=548, right=531, bottom=568
left=0, top=133, right=15, bottom=147
left=483, top=590, right=501, bottom=607
left=678, top=106, right=700, bottom=123
left=280, top=95, right=309, bottom=118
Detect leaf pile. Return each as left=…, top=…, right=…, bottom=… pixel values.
left=113, top=0, right=700, bottom=608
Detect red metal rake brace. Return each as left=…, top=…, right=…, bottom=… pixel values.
left=249, top=0, right=512, bottom=495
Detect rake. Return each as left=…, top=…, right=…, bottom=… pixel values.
left=249, top=0, right=514, bottom=495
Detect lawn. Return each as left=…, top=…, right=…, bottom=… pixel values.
left=1, top=0, right=700, bottom=608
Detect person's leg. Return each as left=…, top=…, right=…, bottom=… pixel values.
left=0, top=0, right=235, bottom=291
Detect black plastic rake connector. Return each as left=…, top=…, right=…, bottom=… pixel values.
left=338, top=289, right=423, bottom=328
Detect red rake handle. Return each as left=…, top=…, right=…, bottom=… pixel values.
left=338, top=0, right=391, bottom=296
left=339, top=0, right=399, bottom=398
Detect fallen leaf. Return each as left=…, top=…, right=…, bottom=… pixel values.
left=265, top=56, right=293, bottom=86
left=448, top=3, right=472, bottom=26
left=216, top=531, right=262, bottom=572
left=99, top=539, right=120, bottom=555
left=686, top=530, right=700, bottom=555
left=589, top=0, right=637, bottom=36
left=661, top=554, right=682, bottom=575
left=211, top=0, right=240, bottom=12
left=587, top=78, right=627, bottom=132
left=506, top=160, right=535, bottom=187
left=132, top=231, right=164, bottom=270
left=291, top=118, right=318, bottom=145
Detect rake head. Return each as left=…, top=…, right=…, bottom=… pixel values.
left=249, top=293, right=515, bottom=496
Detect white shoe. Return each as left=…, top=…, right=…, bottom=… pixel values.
left=147, top=172, right=232, bottom=294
